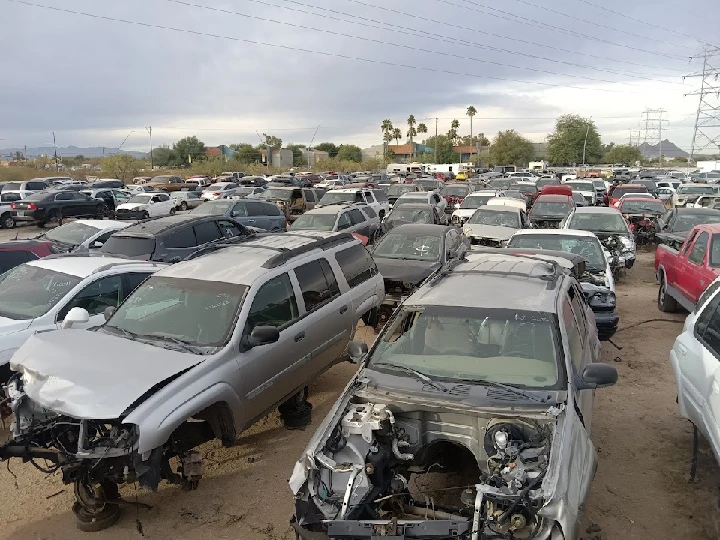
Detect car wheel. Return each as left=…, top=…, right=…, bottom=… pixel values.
left=141, top=211, right=150, bottom=220
left=180, top=201, right=188, bottom=211
left=95, top=204, right=107, bottom=220
left=658, top=272, right=678, bottom=312
left=0, top=212, right=15, bottom=229
left=46, top=210, right=62, bottom=228
left=169, top=208, right=176, bottom=215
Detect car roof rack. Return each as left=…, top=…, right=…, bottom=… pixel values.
left=260, top=233, right=356, bottom=268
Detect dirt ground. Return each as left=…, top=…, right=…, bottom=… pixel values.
left=0, top=227, right=719, bottom=539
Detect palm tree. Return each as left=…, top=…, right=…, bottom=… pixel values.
left=406, top=115, right=416, bottom=144
left=392, top=128, right=402, bottom=145
left=466, top=106, right=477, bottom=142
left=417, top=123, right=428, bottom=136
left=448, top=119, right=460, bottom=145
left=381, top=119, right=393, bottom=159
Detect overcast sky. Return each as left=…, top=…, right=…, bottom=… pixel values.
left=0, top=0, right=716, bottom=153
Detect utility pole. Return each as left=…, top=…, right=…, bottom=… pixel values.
left=684, top=47, right=720, bottom=166
left=307, top=124, right=321, bottom=169
left=145, top=126, right=153, bottom=169
left=434, top=118, right=438, bottom=163
left=582, top=117, right=593, bottom=166
left=641, top=108, right=668, bottom=165
left=52, top=132, right=59, bottom=171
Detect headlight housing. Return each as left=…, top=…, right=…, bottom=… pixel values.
left=463, top=227, right=472, bottom=236
left=619, top=236, right=634, bottom=250
left=589, top=291, right=616, bottom=308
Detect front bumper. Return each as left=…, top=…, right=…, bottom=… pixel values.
left=593, top=309, right=620, bottom=340
left=469, top=237, right=504, bottom=247
left=116, top=209, right=147, bottom=220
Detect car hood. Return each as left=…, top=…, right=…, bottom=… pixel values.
left=0, top=316, right=33, bottom=337
left=116, top=202, right=149, bottom=211
left=375, top=258, right=441, bottom=283
left=463, top=224, right=518, bottom=240
left=10, top=330, right=202, bottom=419
left=452, top=209, right=477, bottom=218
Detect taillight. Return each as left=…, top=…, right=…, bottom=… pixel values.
left=10, top=203, right=15, bottom=209
left=27, top=203, right=36, bottom=210
left=213, top=192, right=221, bottom=196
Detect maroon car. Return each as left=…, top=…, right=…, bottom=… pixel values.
left=439, top=183, right=474, bottom=214
left=0, top=240, right=54, bottom=274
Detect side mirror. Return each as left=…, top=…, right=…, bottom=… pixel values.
left=347, top=340, right=368, bottom=363
left=248, top=325, right=280, bottom=347
left=579, top=363, right=618, bottom=390
left=62, top=307, right=90, bottom=329
left=104, top=306, right=116, bottom=321
left=92, top=241, right=103, bottom=249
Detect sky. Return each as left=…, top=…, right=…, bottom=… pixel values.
left=0, top=0, right=717, bottom=154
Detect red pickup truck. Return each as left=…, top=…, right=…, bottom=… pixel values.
left=655, top=223, right=720, bottom=312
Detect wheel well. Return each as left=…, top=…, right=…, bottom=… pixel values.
left=195, top=401, right=237, bottom=446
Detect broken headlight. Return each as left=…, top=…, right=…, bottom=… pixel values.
left=589, top=291, right=616, bottom=309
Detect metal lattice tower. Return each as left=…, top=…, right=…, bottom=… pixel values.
left=685, top=47, right=720, bottom=160
left=641, top=109, right=668, bottom=162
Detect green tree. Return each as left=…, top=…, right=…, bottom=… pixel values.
left=417, top=123, right=428, bottom=136
left=231, top=143, right=261, bottom=164
left=392, top=128, right=402, bottom=145
left=547, top=114, right=602, bottom=165
left=34, top=156, right=51, bottom=170
left=421, top=135, right=459, bottom=164
left=263, top=134, right=282, bottom=149
left=101, top=154, right=139, bottom=182
left=336, top=144, right=363, bottom=163
left=286, top=144, right=307, bottom=167
left=466, top=106, right=477, bottom=141
left=448, top=119, right=460, bottom=145
left=172, top=136, right=207, bottom=166
left=488, top=130, right=535, bottom=166
left=380, top=119, right=393, bottom=141
left=151, top=147, right=175, bottom=168
left=604, top=144, right=642, bottom=165
left=407, top=115, right=417, bottom=145
left=315, top=142, right=338, bottom=157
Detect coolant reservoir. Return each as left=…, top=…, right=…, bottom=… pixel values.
left=341, top=403, right=389, bottom=443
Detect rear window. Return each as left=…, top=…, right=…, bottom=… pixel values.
left=334, top=244, right=377, bottom=288
left=0, top=250, right=39, bottom=274
left=101, top=236, right=157, bottom=258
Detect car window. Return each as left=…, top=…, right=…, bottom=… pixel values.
left=688, top=231, right=709, bottom=266
left=294, top=259, right=340, bottom=312
left=73, top=192, right=90, bottom=200
left=158, top=193, right=170, bottom=202
left=432, top=194, right=441, bottom=204
left=0, top=250, right=38, bottom=273
left=194, top=221, right=223, bottom=244
left=27, top=181, right=48, bottom=191
left=230, top=202, right=249, bottom=218
left=246, top=273, right=299, bottom=330
left=58, top=274, right=122, bottom=320
left=303, top=189, right=316, bottom=203
left=164, top=226, right=197, bottom=249
left=55, top=192, right=73, bottom=201
left=569, top=285, right=588, bottom=338
left=335, top=244, right=377, bottom=288
left=695, top=289, right=720, bottom=357
left=217, top=219, right=243, bottom=238
left=336, top=212, right=353, bottom=231
left=262, top=202, right=282, bottom=216
left=245, top=201, right=267, bottom=217
left=348, top=209, right=366, bottom=226
left=123, top=272, right=152, bottom=297
left=562, top=298, right=584, bottom=369
left=364, top=206, right=377, bottom=218
left=373, top=189, right=388, bottom=203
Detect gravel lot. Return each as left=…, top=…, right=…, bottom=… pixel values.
left=0, top=223, right=718, bottom=539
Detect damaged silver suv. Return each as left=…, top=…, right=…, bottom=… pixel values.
left=1, top=232, right=384, bottom=531
left=290, top=251, right=617, bottom=540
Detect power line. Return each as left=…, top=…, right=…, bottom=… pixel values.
left=6, top=0, right=647, bottom=94
left=229, top=0, right=684, bottom=83
left=641, top=108, right=669, bottom=161
left=509, top=0, right=694, bottom=50
left=428, top=0, right=690, bottom=61
left=337, top=0, right=684, bottom=73
left=685, top=47, right=720, bottom=159
left=169, top=0, right=666, bottom=88
left=575, top=0, right=719, bottom=49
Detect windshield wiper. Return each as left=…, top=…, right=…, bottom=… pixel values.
left=371, top=363, right=448, bottom=393
left=102, top=325, right=137, bottom=340
left=141, top=333, right=206, bottom=354
left=451, top=377, right=548, bottom=403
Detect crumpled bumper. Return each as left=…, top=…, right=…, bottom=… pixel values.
left=593, top=309, right=620, bottom=340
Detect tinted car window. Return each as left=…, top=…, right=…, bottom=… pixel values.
left=164, top=226, right=197, bottom=249
left=194, top=221, right=223, bottom=244
left=246, top=273, right=299, bottom=330
left=0, top=250, right=38, bottom=273
left=349, top=209, right=366, bottom=225
left=58, top=275, right=122, bottom=320
left=123, top=272, right=152, bottom=295
left=55, top=192, right=74, bottom=201
left=689, top=231, right=709, bottom=266
left=246, top=202, right=268, bottom=217
left=373, top=189, right=388, bottom=202
left=303, top=190, right=316, bottom=203
left=217, top=220, right=243, bottom=238
left=364, top=207, right=377, bottom=218
left=262, top=202, right=282, bottom=216
left=335, top=244, right=377, bottom=288
left=294, top=259, right=340, bottom=311
left=26, top=181, right=48, bottom=191
left=101, top=236, right=156, bottom=258
left=696, top=289, right=720, bottom=355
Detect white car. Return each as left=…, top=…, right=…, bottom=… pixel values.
left=393, top=191, right=447, bottom=220
left=564, top=180, right=598, bottom=205
left=486, top=196, right=527, bottom=211
left=670, top=277, right=720, bottom=464
left=115, top=192, right=176, bottom=220
left=0, top=203, right=16, bottom=229
left=202, top=182, right=239, bottom=201
left=451, top=190, right=501, bottom=225
left=0, top=255, right=165, bottom=380
left=35, top=219, right=129, bottom=252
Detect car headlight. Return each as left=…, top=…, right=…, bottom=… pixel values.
left=454, top=203, right=462, bottom=209
left=619, top=236, right=634, bottom=250
left=589, top=291, right=616, bottom=308
left=463, top=227, right=472, bottom=236
left=500, top=239, right=509, bottom=247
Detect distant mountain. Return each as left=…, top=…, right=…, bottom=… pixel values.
left=638, top=140, right=688, bottom=159
left=0, top=145, right=147, bottom=160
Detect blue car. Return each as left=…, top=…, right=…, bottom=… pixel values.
left=190, top=199, right=286, bottom=231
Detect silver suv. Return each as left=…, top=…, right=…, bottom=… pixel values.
left=290, top=250, right=617, bottom=540
left=1, top=232, right=385, bottom=531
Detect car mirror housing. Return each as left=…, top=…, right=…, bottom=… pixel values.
left=62, top=307, right=90, bottom=329
left=347, top=340, right=368, bottom=363
left=579, top=363, right=618, bottom=390
left=248, top=326, right=280, bottom=348
left=104, top=306, right=116, bottom=321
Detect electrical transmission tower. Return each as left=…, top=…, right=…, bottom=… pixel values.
left=685, top=47, right=720, bottom=161
left=641, top=109, right=668, bottom=163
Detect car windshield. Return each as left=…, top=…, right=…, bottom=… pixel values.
left=386, top=208, right=432, bottom=223
left=512, top=184, right=537, bottom=193
left=129, top=195, right=152, bottom=204
left=503, top=190, right=526, bottom=200
left=207, top=183, right=231, bottom=191
left=289, top=213, right=337, bottom=231
left=261, top=188, right=294, bottom=200
left=42, top=222, right=101, bottom=247
left=468, top=209, right=520, bottom=228
left=508, top=234, right=606, bottom=270
left=678, top=186, right=717, bottom=195
left=569, top=212, right=628, bottom=233
left=387, top=185, right=416, bottom=197
left=368, top=306, right=560, bottom=389
left=104, top=276, right=247, bottom=349
left=235, top=187, right=254, bottom=196
left=620, top=200, right=665, bottom=214
left=531, top=202, right=571, bottom=217
left=614, top=186, right=648, bottom=195
left=191, top=201, right=233, bottom=215
left=488, top=179, right=512, bottom=189
left=674, top=213, right=720, bottom=231
left=414, top=180, right=441, bottom=190
left=440, top=186, right=469, bottom=197
left=460, top=195, right=494, bottom=209
left=373, top=232, right=442, bottom=262
left=536, top=179, right=559, bottom=188
left=319, top=192, right=357, bottom=205
left=0, top=265, right=81, bottom=320
left=566, top=182, right=594, bottom=191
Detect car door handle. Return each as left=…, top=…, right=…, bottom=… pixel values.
left=340, top=305, right=348, bottom=314
left=678, top=343, right=688, bottom=356
left=294, top=332, right=305, bottom=342
left=246, top=219, right=255, bottom=222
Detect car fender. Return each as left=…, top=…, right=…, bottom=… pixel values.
left=127, top=381, right=244, bottom=455
left=669, top=347, right=692, bottom=422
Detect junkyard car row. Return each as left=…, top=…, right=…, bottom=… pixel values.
left=1, top=166, right=720, bottom=538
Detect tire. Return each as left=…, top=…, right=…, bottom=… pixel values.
left=141, top=211, right=150, bottom=220
left=95, top=204, right=106, bottom=220
left=180, top=201, right=188, bottom=211
left=170, top=208, right=176, bottom=215
left=362, top=307, right=379, bottom=327
left=0, top=212, right=15, bottom=229
left=44, top=210, right=62, bottom=228
left=658, top=272, right=678, bottom=312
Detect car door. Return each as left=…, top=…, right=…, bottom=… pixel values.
left=292, top=258, right=352, bottom=378
left=679, top=231, right=709, bottom=305
left=348, top=208, right=370, bottom=237
left=335, top=211, right=353, bottom=232
left=55, top=274, right=125, bottom=329
left=238, top=273, right=307, bottom=422
left=332, top=243, right=381, bottom=323
left=245, top=201, right=270, bottom=230
left=157, top=193, right=174, bottom=216
left=54, top=191, right=74, bottom=215
left=159, top=226, right=197, bottom=262
left=193, top=220, right=224, bottom=251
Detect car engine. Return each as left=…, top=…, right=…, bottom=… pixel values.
left=303, top=402, right=554, bottom=539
